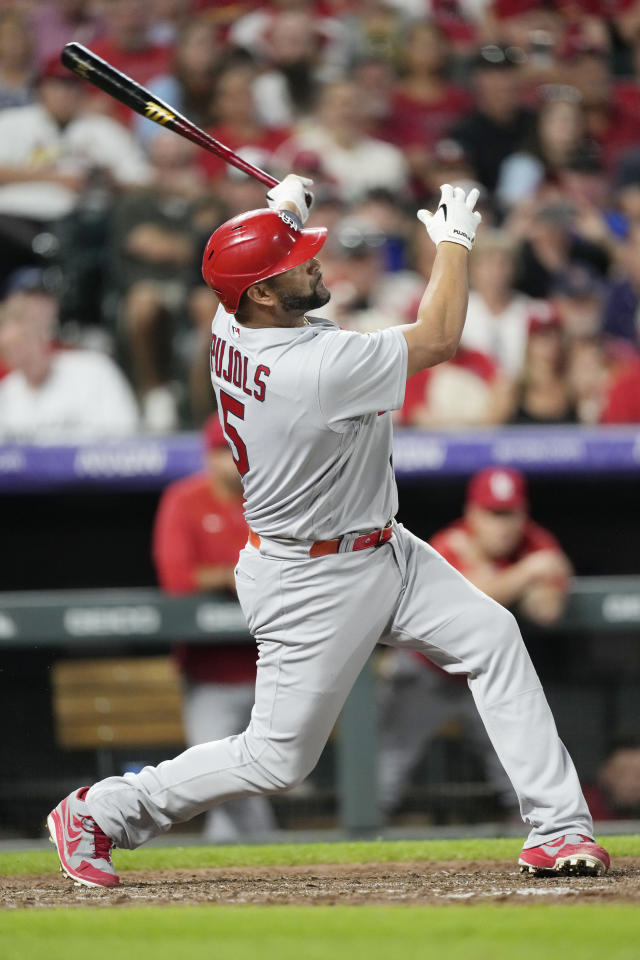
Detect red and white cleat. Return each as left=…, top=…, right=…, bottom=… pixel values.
left=47, top=786, right=119, bottom=888
left=519, top=834, right=610, bottom=876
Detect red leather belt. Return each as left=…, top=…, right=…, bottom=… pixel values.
left=248, top=524, right=393, bottom=558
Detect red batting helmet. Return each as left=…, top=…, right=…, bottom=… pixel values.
left=202, top=208, right=327, bottom=313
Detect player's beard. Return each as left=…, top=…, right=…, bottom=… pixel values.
left=277, top=283, right=331, bottom=314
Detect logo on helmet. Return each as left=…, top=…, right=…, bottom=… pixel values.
left=278, top=210, right=299, bottom=231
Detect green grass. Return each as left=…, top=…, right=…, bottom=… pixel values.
left=1, top=834, right=637, bottom=877
left=1, top=905, right=639, bottom=960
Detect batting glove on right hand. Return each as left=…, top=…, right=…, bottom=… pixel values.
left=266, top=174, right=314, bottom=224
left=417, top=184, right=481, bottom=251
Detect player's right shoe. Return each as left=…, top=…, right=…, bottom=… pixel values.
left=47, top=786, right=119, bottom=888
left=519, top=834, right=610, bottom=876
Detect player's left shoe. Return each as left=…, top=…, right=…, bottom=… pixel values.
left=519, top=834, right=610, bottom=876
left=47, top=786, right=119, bottom=888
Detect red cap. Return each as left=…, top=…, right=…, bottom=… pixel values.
left=202, top=208, right=327, bottom=313
left=39, top=54, right=83, bottom=84
left=466, top=467, right=528, bottom=512
left=203, top=414, right=228, bottom=452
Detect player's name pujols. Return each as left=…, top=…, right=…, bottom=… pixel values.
left=210, top=331, right=270, bottom=402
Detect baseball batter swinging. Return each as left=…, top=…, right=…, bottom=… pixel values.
left=47, top=175, right=610, bottom=886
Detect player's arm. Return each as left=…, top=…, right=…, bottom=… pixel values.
left=518, top=581, right=568, bottom=626
left=517, top=550, right=572, bottom=626
left=468, top=550, right=571, bottom=618
left=193, top=565, right=237, bottom=592
left=398, top=185, right=482, bottom=378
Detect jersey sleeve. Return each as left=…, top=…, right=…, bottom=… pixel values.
left=317, top=326, right=408, bottom=426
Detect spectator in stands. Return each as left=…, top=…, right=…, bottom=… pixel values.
left=378, top=466, right=571, bottom=820
left=152, top=414, right=276, bottom=843
left=448, top=44, right=536, bottom=193
left=511, top=200, right=610, bottom=300
left=147, top=0, right=190, bottom=47
left=507, top=314, right=578, bottom=424
left=252, top=10, right=323, bottom=128
left=89, top=0, right=172, bottom=126
left=379, top=22, right=471, bottom=157
left=495, top=93, right=589, bottom=209
left=600, top=359, right=640, bottom=424
left=107, top=131, right=219, bottom=432
left=29, top=0, right=103, bottom=71
left=0, top=271, right=139, bottom=440
left=613, top=150, right=640, bottom=234
left=551, top=264, right=606, bottom=339
left=228, top=0, right=353, bottom=85
left=200, top=55, right=291, bottom=186
left=460, top=229, right=551, bottom=378
left=567, top=335, right=612, bottom=425
left=0, top=10, right=35, bottom=110
left=415, top=138, right=480, bottom=210
left=584, top=733, right=640, bottom=821
left=0, top=55, right=150, bottom=293
left=568, top=47, right=639, bottom=171
left=398, top=345, right=510, bottom=429
left=277, top=80, right=408, bottom=202
left=482, top=0, right=565, bottom=59
left=350, top=56, right=397, bottom=139
left=135, top=16, right=220, bottom=147
left=313, top=215, right=423, bottom=332
left=351, top=188, right=415, bottom=273
left=614, top=31, right=640, bottom=125
left=556, top=145, right=615, bottom=257
left=602, top=226, right=640, bottom=349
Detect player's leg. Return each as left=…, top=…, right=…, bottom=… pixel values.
left=82, top=543, right=402, bottom=852
left=182, top=681, right=277, bottom=842
left=385, top=524, right=605, bottom=870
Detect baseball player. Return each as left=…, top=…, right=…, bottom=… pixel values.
left=47, top=175, right=610, bottom=887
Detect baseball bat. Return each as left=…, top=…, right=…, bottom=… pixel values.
left=60, top=42, right=279, bottom=189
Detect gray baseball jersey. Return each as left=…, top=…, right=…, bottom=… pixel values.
left=209, top=304, right=408, bottom=540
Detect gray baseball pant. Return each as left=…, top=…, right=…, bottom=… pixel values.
left=87, top=523, right=592, bottom=849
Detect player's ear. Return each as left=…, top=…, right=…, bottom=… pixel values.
left=245, top=281, right=278, bottom=308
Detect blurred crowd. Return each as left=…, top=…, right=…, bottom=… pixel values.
left=1, top=0, right=640, bottom=437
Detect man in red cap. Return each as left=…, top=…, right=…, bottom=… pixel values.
left=49, top=174, right=610, bottom=887
left=151, top=414, right=276, bottom=842
left=431, top=467, right=571, bottom=623
left=378, top=467, right=571, bottom=820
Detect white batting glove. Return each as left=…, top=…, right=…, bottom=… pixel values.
left=417, top=184, right=482, bottom=251
left=266, top=174, right=314, bottom=224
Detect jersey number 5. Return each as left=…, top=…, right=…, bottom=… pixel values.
left=220, top=390, right=249, bottom=476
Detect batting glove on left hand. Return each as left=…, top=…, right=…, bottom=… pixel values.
left=266, top=174, right=314, bottom=224
left=417, top=184, right=481, bottom=251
